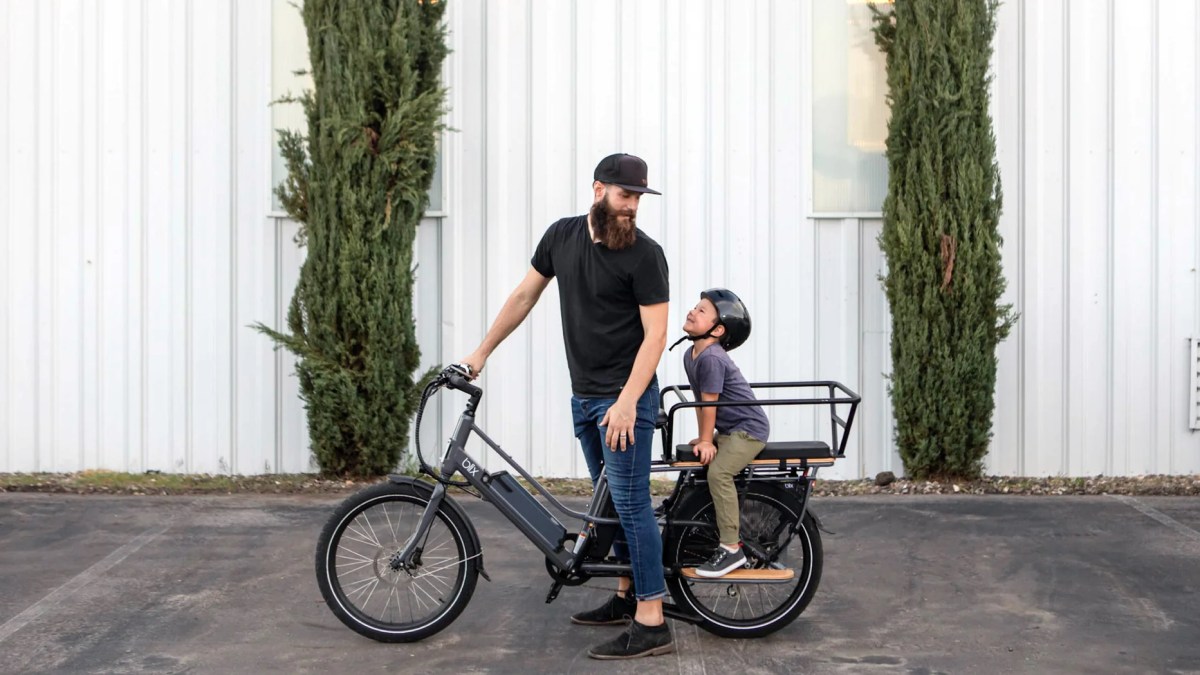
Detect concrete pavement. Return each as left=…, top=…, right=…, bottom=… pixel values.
left=1, top=491, right=1198, bottom=673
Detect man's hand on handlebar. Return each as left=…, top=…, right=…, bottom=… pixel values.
left=458, top=353, right=486, bottom=381
left=447, top=363, right=474, bottom=378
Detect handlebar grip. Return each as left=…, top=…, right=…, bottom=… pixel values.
left=446, top=371, right=482, bottom=398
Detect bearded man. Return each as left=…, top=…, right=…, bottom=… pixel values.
left=461, top=153, right=672, bottom=659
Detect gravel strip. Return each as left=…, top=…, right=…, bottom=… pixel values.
left=2, top=472, right=1198, bottom=497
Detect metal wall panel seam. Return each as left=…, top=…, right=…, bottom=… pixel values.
left=1190, top=0, right=1200, bottom=471
left=186, top=0, right=194, bottom=473
left=49, top=0, right=59, bottom=468
left=121, top=0, right=135, bottom=468
left=1150, top=0, right=1159, bottom=473
left=1017, top=0, right=1027, bottom=476
left=95, top=0, right=112, bottom=469
left=0, top=0, right=8, bottom=469
left=140, top=0, right=150, bottom=473
left=1190, top=0, right=1200, bottom=338
left=715, top=0, right=724, bottom=281
left=228, top=0, right=238, bottom=474
left=800, top=0, right=817, bottom=405
left=856, top=217, right=866, bottom=478
left=525, top=0, right=533, bottom=472
left=33, top=0, right=43, bottom=471
left=766, top=0, right=775, bottom=386
left=1194, top=0, right=1200, bottom=472
left=46, top=0, right=56, bottom=466
left=82, top=0, right=97, bottom=469
left=274, top=216, right=283, bottom=474
left=660, top=0, right=669, bottom=298
left=568, top=0, right=579, bottom=479
left=1061, top=0, right=1071, bottom=475
left=1106, top=0, right=1115, bottom=476
left=480, top=0, right=488, bottom=435
left=123, top=0, right=137, bottom=472
left=705, top=0, right=712, bottom=283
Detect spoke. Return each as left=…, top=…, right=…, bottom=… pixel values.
left=336, top=547, right=376, bottom=565
left=346, top=576, right=380, bottom=605
left=381, top=583, right=396, bottom=621
left=410, top=577, right=440, bottom=609
left=382, top=503, right=399, bottom=546
left=422, top=539, right=453, bottom=559
left=407, top=575, right=416, bottom=619
left=388, top=585, right=407, bottom=623
left=341, top=524, right=382, bottom=549
left=412, top=555, right=467, bottom=580
left=361, top=512, right=385, bottom=550
left=335, top=557, right=376, bottom=576
left=350, top=515, right=384, bottom=547
left=343, top=575, right=379, bottom=594
left=420, top=570, right=453, bottom=593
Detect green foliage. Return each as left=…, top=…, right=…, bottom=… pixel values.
left=255, top=0, right=448, bottom=477
left=871, top=0, right=1016, bottom=479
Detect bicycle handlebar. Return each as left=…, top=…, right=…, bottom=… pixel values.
left=444, top=363, right=482, bottom=399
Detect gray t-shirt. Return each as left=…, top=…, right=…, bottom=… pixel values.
left=682, top=344, right=770, bottom=443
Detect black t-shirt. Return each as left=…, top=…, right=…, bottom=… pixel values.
left=531, top=215, right=670, bottom=397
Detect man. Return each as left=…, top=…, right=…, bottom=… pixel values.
left=461, top=153, right=672, bottom=659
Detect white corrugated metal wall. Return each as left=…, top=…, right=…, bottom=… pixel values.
left=1, top=0, right=281, bottom=474
left=2, top=0, right=1198, bottom=477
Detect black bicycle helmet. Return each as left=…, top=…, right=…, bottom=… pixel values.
left=700, top=288, right=751, bottom=351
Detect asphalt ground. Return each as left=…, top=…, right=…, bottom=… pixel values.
left=1, top=491, right=1199, bottom=674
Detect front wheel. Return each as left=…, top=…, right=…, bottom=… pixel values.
left=665, top=483, right=822, bottom=638
left=315, top=481, right=479, bottom=642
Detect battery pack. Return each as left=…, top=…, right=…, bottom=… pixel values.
left=489, top=471, right=567, bottom=549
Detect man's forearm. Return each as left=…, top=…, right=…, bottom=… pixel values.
left=475, top=289, right=538, bottom=357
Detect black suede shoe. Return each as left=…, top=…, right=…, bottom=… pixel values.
left=570, top=592, right=636, bottom=626
left=587, top=619, right=674, bottom=659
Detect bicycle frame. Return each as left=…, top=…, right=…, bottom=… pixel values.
left=393, top=400, right=718, bottom=580
left=392, top=376, right=851, bottom=589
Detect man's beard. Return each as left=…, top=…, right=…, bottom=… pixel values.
left=590, top=194, right=637, bottom=250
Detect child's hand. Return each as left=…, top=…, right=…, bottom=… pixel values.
left=688, top=438, right=700, bottom=446
left=695, top=440, right=717, bottom=465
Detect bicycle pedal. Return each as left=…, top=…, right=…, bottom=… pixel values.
left=545, top=580, right=564, bottom=604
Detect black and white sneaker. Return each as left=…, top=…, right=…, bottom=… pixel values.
left=695, top=546, right=747, bottom=578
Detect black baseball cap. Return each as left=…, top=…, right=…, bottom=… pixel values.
left=593, top=153, right=662, bottom=195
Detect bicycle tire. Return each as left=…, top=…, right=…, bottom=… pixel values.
left=665, top=482, right=822, bottom=638
left=315, top=481, right=479, bottom=642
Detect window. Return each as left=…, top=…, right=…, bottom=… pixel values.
left=270, top=0, right=444, bottom=214
left=812, top=0, right=891, bottom=214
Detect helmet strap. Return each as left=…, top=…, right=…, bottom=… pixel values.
left=669, top=325, right=720, bottom=351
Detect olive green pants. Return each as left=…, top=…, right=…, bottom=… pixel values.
left=708, top=430, right=766, bottom=547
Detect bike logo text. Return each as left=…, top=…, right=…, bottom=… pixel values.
left=461, top=458, right=480, bottom=477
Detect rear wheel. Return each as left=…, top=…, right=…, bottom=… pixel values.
left=315, top=481, right=479, bottom=642
left=665, top=483, right=822, bottom=638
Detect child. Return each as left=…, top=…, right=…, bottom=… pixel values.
left=673, top=288, right=770, bottom=578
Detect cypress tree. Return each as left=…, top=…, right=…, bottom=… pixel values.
left=256, top=0, right=448, bottom=476
left=872, top=0, right=1016, bottom=479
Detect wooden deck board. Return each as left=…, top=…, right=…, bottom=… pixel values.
left=680, top=567, right=795, bottom=582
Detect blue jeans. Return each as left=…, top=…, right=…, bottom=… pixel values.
left=571, top=379, right=665, bottom=601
